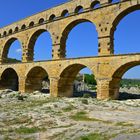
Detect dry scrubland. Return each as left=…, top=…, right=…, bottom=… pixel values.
left=0, top=90, right=140, bottom=140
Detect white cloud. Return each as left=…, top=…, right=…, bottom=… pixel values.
left=15, top=48, right=22, bottom=53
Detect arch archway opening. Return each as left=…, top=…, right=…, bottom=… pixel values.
left=111, top=63, right=140, bottom=100
left=25, top=66, right=50, bottom=94
left=21, top=24, right=26, bottom=30
left=38, top=18, right=45, bottom=24
left=0, top=68, right=19, bottom=91
left=111, top=0, right=120, bottom=4
left=15, top=27, right=19, bottom=32
left=29, top=21, right=34, bottom=27
left=28, top=29, right=52, bottom=61
left=49, top=14, right=56, bottom=21
left=58, top=64, right=97, bottom=98
left=61, top=20, right=98, bottom=58
left=2, top=38, right=22, bottom=63
left=112, top=6, right=140, bottom=54
left=90, top=1, right=100, bottom=9
left=75, top=6, right=84, bottom=14
left=61, top=10, right=69, bottom=17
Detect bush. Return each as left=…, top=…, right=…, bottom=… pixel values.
left=81, top=99, right=88, bottom=105
left=16, top=95, right=24, bottom=101
left=83, top=93, right=92, bottom=98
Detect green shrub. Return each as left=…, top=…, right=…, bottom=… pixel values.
left=83, top=94, right=91, bottom=98
left=81, top=99, right=88, bottom=105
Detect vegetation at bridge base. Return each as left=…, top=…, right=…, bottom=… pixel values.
left=84, top=74, right=97, bottom=85
left=5, top=58, right=21, bottom=63
left=120, top=79, right=140, bottom=88
left=76, top=74, right=97, bottom=85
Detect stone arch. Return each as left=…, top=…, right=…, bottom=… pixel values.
left=15, top=27, right=19, bottom=32
left=0, top=68, right=19, bottom=91
left=38, top=18, right=45, bottom=24
left=1, top=37, right=22, bottom=63
left=111, top=4, right=140, bottom=41
left=61, top=9, right=69, bottom=17
left=74, top=5, right=84, bottom=14
left=111, top=0, right=120, bottom=4
left=110, top=61, right=140, bottom=99
left=3, top=31, right=7, bottom=36
left=9, top=29, right=13, bottom=34
left=21, top=24, right=26, bottom=30
left=49, top=14, right=56, bottom=21
left=25, top=66, right=49, bottom=93
left=57, top=63, right=96, bottom=97
left=27, top=28, right=52, bottom=61
left=90, top=1, right=100, bottom=9
left=29, top=21, right=34, bottom=27
left=60, top=19, right=98, bottom=58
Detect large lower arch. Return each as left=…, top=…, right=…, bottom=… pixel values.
left=60, top=19, right=98, bottom=58
left=1, top=38, right=22, bottom=63
left=110, top=61, right=140, bottom=99
left=25, top=66, right=49, bottom=93
left=57, top=63, right=96, bottom=97
left=27, top=29, right=52, bottom=61
left=111, top=4, right=140, bottom=53
left=0, top=68, right=19, bottom=91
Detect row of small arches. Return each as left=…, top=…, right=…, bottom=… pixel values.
left=0, top=0, right=121, bottom=38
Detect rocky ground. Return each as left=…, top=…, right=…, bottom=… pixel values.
left=0, top=89, right=140, bottom=140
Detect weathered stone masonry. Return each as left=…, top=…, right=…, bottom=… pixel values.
left=0, top=0, right=140, bottom=99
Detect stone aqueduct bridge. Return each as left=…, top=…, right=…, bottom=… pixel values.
left=0, top=0, right=140, bottom=99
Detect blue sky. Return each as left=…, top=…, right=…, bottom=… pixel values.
left=0, top=0, right=140, bottom=78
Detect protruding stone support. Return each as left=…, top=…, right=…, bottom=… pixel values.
left=98, top=36, right=114, bottom=55
left=52, top=44, right=65, bottom=60
left=97, top=78, right=120, bottom=100
left=19, top=77, right=26, bottom=93
left=49, top=77, right=59, bottom=97
left=22, top=48, right=34, bottom=62
left=50, top=77, right=74, bottom=97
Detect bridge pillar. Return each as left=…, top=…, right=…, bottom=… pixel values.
left=98, top=36, right=114, bottom=55
left=97, top=78, right=120, bottom=100
left=50, top=77, right=74, bottom=97
left=22, top=48, right=34, bottom=62
left=19, top=77, right=26, bottom=93
left=52, top=44, right=65, bottom=60
left=49, top=77, right=59, bottom=97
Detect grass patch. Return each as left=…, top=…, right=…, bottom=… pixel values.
left=62, top=105, right=75, bottom=112
left=115, top=122, right=134, bottom=127
left=16, top=126, right=45, bottom=134
left=70, top=111, right=100, bottom=122
left=77, top=132, right=110, bottom=140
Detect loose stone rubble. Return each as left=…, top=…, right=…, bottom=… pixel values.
left=0, top=90, right=139, bottom=140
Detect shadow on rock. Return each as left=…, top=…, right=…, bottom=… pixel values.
left=73, top=91, right=97, bottom=98
left=119, top=92, right=140, bottom=100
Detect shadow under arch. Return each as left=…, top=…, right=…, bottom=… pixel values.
left=110, top=61, right=140, bottom=100
left=60, top=19, right=98, bottom=58
left=27, top=29, right=52, bottom=61
left=25, top=66, right=49, bottom=93
left=2, top=37, right=22, bottom=63
left=0, top=68, right=19, bottom=91
left=57, top=63, right=96, bottom=97
left=111, top=4, right=140, bottom=42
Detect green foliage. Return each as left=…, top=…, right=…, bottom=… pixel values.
left=83, top=93, right=92, bottom=98
left=78, top=133, right=110, bottom=140
left=5, top=58, right=21, bottom=63
left=16, top=126, right=43, bottom=134
left=120, top=79, right=140, bottom=88
left=84, top=74, right=97, bottom=85
left=81, top=99, right=89, bottom=105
